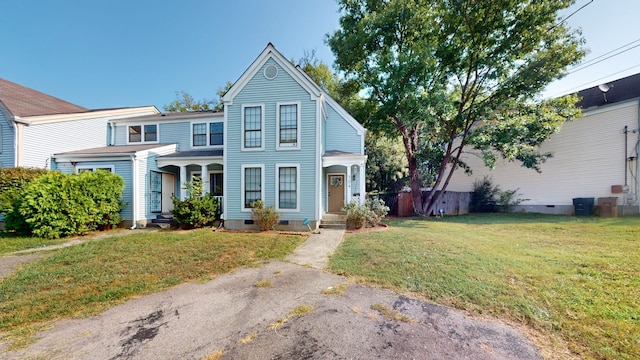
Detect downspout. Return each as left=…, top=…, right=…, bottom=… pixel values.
left=130, top=154, right=138, bottom=229
left=109, top=122, right=115, bottom=146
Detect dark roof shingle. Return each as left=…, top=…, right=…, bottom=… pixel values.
left=0, top=77, right=87, bottom=117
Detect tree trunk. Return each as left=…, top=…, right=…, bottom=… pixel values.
left=408, top=154, right=423, bottom=214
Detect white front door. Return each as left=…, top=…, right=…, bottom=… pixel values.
left=162, top=173, right=175, bottom=213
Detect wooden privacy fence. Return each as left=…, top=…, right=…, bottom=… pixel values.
left=375, top=191, right=471, bottom=217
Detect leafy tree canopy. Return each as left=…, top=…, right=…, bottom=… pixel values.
left=328, top=0, right=585, bottom=215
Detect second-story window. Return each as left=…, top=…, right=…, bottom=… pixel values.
left=244, top=106, right=263, bottom=149
left=128, top=124, right=158, bottom=143
left=192, top=121, right=223, bottom=147
left=277, top=102, right=300, bottom=150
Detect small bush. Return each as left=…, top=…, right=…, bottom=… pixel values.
left=342, top=198, right=389, bottom=229
left=470, top=176, right=499, bottom=213
left=250, top=200, right=280, bottom=231
left=470, top=176, right=525, bottom=213
left=343, top=200, right=367, bottom=229
left=365, top=197, right=390, bottom=227
left=171, top=179, right=220, bottom=229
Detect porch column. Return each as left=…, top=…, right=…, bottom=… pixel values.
left=179, top=165, right=187, bottom=200
left=346, top=165, right=352, bottom=204
left=359, top=162, right=366, bottom=205
left=200, top=164, right=208, bottom=195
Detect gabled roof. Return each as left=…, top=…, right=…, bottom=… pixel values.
left=576, top=72, right=640, bottom=109
left=222, top=43, right=323, bottom=104
left=0, top=77, right=87, bottom=117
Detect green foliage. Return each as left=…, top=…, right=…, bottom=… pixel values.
left=171, top=179, right=220, bottom=229
left=470, top=176, right=499, bottom=213
left=0, top=167, right=49, bottom=234
left=16, top=171, right=125, bottom=238
left=163, top=91, right=213, bottom=112
left=342, top=198, right=390, bottom=229
left=365, top=133, right=409, bottom=192
left=250, top=200, right=280, bottom=231
left=470, top=176, right=525, bottom=213
left=328, top=0, right=585, bottom=215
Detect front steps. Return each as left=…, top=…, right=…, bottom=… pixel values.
left=320, top=213, right=347, bottom=229
left=151, top=213, right=174, bottom=229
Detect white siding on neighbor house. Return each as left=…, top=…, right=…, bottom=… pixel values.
left=226, top=58, right=319, bottom=222
left=324, top=104, right=362, bottom=154
left=0, top=107, right=15, bottom=167
left=447, top=100, right=640, bottom=207
left=21, top=117, right=110, bottom=168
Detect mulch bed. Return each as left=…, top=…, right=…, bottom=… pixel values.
left=345, top=223, right=389, bottom=234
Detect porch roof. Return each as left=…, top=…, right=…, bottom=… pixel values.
left=322, top=150, right=367, bottom=168
left=54, top=144, right=168, bottom=156
left=156, top=149, right=223, bottom=168
left=158, top=149, right=223, bottom=158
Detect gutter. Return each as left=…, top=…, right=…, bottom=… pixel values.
left=130, top=154, right=138, bottom=229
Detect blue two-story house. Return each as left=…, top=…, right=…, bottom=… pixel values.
left=52, top=44, right=367, bottom=231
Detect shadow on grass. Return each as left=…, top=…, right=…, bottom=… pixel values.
left=386, top=212, right=640, bottom=226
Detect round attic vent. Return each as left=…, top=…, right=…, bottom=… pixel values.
left=264, top=65, right=278, bottom=80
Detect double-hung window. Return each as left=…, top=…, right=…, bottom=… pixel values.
left=192, top=121, right=223, bottom=148
left=242, top=165, right=264, bottom=210
left=128, top=124, right=158, bottom=143
left=77, top=165, right=114, bottom=173
left=242, top=104, right=264, bottom=151
left=277, top=164, right=299, bottom=211
left=277, top=102, right=300, bottom=150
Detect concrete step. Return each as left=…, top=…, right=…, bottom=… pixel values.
left=319, top=223, right=346, bottom=229
left=320, top=213, right=347, bottom=229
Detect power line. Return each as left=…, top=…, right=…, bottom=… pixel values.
left=573, top=37, right=640, bottom=69
left=549, top=63, right=640, bottom=97
left=568, top=42, right=640, bottom=74
left=548, top=0, right=594, bottom=32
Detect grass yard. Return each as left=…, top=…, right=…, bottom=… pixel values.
left=0, top=232, right=69, bottom=255
left=0, top=229, right=306, bottom=348
left=329, top=214, right=640, bottom=360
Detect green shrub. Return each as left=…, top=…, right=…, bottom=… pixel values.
left=17, top=171, right=126, bottom=238
left=365, top=197, right=390, bottom=227
left=171, top=180, right=220, bottom=229
left=470, top=176, right=525, bottom=213
left=470, top=176, right=499, bottom=213
left=0, top=167, right=49, bottom=234
left=342, top=200, right=367, bottom=229
left=250, top=200, right=280, bottom=231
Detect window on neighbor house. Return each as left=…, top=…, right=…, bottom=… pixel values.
left=244, top=166, right=262, bottom=208
left=128, top=124, right=158, bottom=143
left=192, top=122, right=223, bottom=147
left=278, top=166, right=298, bottom=210
left=278, top=103, right=299, bottom=148
left=243, top=106, right=262, bottom=149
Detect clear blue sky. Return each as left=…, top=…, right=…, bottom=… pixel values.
left=1, top=0, right=638, bottom=110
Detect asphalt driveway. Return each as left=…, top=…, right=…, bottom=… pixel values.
left=0, top=229, right=543, bottom=359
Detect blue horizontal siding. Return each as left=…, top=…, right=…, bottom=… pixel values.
left=0, top=109, right=14, bottom=167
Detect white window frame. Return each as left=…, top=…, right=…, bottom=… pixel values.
left=241, top=104, right=265, bottom=151
left=76, top=165, right=115, bottom=173
left=190, top=121, right=224, bottom=148
left=126, top=123, right=159, bottom=144
left=241, top=164, right=265, bottom=212
left=276, top=101, right=301, bottom=150
left=276, top=163, right=300, bottom=212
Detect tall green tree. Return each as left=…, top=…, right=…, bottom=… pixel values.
left=163, top=91, right=213, bottom=112
left=328, top=0, right=584, bottom=215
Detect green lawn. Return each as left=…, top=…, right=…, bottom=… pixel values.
left=329, top=214, right=640, bottom=360
left=0, top=229, right=306, bottom=349
left=0, top=232, right=69, bottom=255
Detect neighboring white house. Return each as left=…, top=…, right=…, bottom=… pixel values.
left=0, top=77, right=159, bottom=169
left=52, top=44, right=367, bottom=230
left=446, top=73, right=640, bottom=215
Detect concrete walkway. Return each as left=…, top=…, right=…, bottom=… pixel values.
left=285, top=227, right=345, bottom=269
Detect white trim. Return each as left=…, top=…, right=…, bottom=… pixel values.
left=276, top=101, right=301, bottom=150
left=126, top=123, right=160, bottom=144
left=110, top=112, right=223, bottom=125
left=241, top=164, right=265, bottom=212
left=263, top=64, right=278, bottom=80
left=315, top=97, right=322, bottom=221
left=14, top=106, right=160, bottom=126
left=276, top=163, right=300, bottom=212
left=223, top=109, right=228, bottom=217
left=222, top=44, right=323, bottom=106
left=581, top=98, right=639, bottom=117
left=190, top=120, right=224, bottom=149
left=241, top=104, right=265, bottom=151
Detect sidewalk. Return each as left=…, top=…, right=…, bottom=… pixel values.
left=285, top=227, right=345, bottom=269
